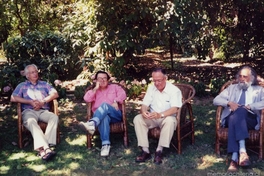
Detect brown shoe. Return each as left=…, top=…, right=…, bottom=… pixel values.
left=135, top=151, right=151, bottom=163
left=239, top=152, right=251, bottom=166
left=227, top=160, right=238, bottom=172
left=154, top=151, right=162, bottom=165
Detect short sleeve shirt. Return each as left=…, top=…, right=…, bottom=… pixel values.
left=12, top=80, right=57, bottom=110
left=142, top=82, right=182, bottom=116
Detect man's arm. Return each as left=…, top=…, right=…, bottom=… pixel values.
left=11, top=95, right=33, bottom=104
left=42, top=91, right=59, bottom=103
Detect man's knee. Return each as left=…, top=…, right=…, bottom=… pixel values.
left=162, top=116, right=177, bottom=128
left=133, top=114, right=143, bottom=125
left=50, top=113, right=59, bottom=123
left=100, top=102, right=109, bottom=108
left=236, top=107, right=248, bottom=114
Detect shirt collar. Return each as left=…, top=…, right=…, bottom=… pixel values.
left=26, top=80, right=39, bottom=86
left=154, top=82, right=168, bottom=93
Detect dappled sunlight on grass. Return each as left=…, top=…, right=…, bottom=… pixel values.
left=64, top=153, right=83, bottom=160
left=124, top=148, right=132, bottom=155
left=197, top=154, right=224, bottom=170
left=25, top=155, right=40, bottom=162
left=0, top=166, right=10, bottom=175
left=69, top=162, right=80, bottom=170
left=8, top=152, right=27, bottom=160
left=66, top=134, right=86, bottom=145
left=28, top=164, right=47, bottom=172
left=195, top=130, right=204, bottom=135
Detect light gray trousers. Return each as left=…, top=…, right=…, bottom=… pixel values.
left=22, top=109, right=58, bottom=150
left=133, top=114, right=177, bottom=148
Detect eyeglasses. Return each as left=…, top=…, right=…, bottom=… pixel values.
left=97, top=77, right=108, bottom=81
left=152, top=78, right=165, bottom=83
left=239, top=75, right=249, bottom=78
left=28, top=70, right=38, bottom=74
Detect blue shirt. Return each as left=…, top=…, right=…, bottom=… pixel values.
left=12, top=80, right=57, bottom=110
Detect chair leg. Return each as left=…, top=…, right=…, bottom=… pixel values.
left=177, top=139, right=182, bottom=154
left=87, top=134, right=92, bottom=149
left=123, top=131, right=128, bottom=147
left=56, top=129, right=60, bottom=144
left=18, top=125, right=23, bottom=149
left=215, top=138, right=220, bottom=156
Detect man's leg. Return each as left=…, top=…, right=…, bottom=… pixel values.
left=92, top=103, right=122, bottom=145
left=22, top=109, right=49, bottom=150
left=38, top=110, right=59, bottom=146
left=133, top=114, right=157, bottom=162
left=226, top=108, right=249, bottom=153
left=157, top=116, right=177, bottom=148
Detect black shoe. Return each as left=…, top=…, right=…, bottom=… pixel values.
left=153, top=150, right=162, bottom=165
left=135, top=151, right=151, bottom=163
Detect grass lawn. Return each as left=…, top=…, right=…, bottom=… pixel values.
left=0, top=96, right=263, bottom=176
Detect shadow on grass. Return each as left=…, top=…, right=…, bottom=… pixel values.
left=0, top=98, right=264, bottom=175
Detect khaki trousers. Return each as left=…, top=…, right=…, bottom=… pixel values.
left=133, top=114, right=177, bottom=148
left=22, top=109, right=58, bottom=150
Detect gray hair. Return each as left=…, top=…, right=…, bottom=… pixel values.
left=24, top=64, right=38, bottom=79
left=235, top=65, right=258, bottom=85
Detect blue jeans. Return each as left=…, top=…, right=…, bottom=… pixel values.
left=90, top=102, right=122, bottom=145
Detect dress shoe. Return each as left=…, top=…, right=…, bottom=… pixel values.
left=154, top=150, right=162, bottom=165
left=135, top=151, right=151, bottom=163
left=239, top=152, right=251, bottom=166
left=227, top=160, right=238, bottom=172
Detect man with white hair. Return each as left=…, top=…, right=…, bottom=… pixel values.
left=213, top=65, right=264, bottom=172
left=11, top=64, right=59, bottom=161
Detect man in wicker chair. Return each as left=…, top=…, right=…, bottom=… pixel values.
left=11, top=64, right=58, bottom=161
left=213, top=65, right=264, bottom=172
left=133, top=68, right=182, bottom=164
left=79, top=71, right=127, bottom=157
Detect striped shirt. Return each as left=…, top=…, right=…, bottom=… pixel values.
left=12, top=80, right=57, bottom=110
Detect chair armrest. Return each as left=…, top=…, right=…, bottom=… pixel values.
left=260, top=109, right=264, bottom=132
left=86, top=102, right=92, bottom=121
left=216, top=106, right=223, bottom=131
left=17, top=103, right=22, bottom=124
left=51, top=99, right=58, bottom=115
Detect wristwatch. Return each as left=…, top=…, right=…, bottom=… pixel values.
left=161, top=113, right=165, bottom=118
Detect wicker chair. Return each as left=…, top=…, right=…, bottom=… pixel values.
left=85, top=83, right=128, bottom=148
left=17, top=99, right=60, bottom=148
left=215, top=80, right=264, bottom=159
left=148, top=83, right=196, bottom=154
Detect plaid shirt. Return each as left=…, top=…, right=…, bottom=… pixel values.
left=12, top=80, right=57, bottom=111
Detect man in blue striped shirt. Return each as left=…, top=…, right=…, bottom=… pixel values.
left=11, top=64, right=59, bottom=161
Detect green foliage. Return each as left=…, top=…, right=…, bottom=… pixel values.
left=125, top=80, right=148, bottom=100
left=4, top=31, right=81, bottom=83
left=74, top=85, right=86, bottom=101
left=189, top=81, right=207, bottom=97
left=0, top=63, right=25, bottom=96
left=209, top=77, right=227, bottom=97
left=107, top=57, right=127, bottom=81
left=74, top=81, right=91, bottom=101
left=55, top=85, right=67, bottom=100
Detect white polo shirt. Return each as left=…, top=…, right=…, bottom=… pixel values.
left=142, top=82, right=182, bottom=115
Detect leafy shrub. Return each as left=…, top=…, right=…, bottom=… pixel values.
left=0, top=63, right=25, bottom=98
left=209, top=77, right=227, bottom=96
left=74, top=82, right=91, bottom=101
left=4, top=31, right=82, bottom=83
left=189, top=81, right=207, bottom=97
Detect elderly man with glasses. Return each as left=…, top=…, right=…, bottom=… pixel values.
left=133, top=68, right=182, bottom=164
left=79, top=70, right=127, bottom=157
left=213, top=65, right=264, bottom=172
left=11, top=64, right=58, bottom=161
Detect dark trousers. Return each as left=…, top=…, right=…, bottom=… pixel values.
left=225, top=107, right=257, bottom=153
